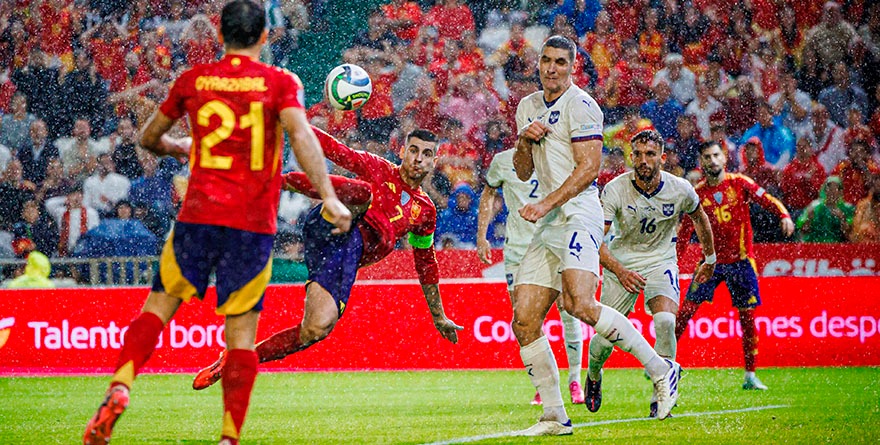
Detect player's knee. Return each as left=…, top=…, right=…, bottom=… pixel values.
left=511, top=315, right=540, bottom=342
left=301, top=317, right=336, bottom=344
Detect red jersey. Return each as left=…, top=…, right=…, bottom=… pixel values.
left=312, top=128, right=439, bottom=283
left=679, top=173, right=790, bottom=264
left=159, top=54, right=305, bottom=234
left=780, top=156, right=826, bottom=210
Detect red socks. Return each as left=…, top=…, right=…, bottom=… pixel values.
left=283, top=171, right=372, bottom=206
left=739, top=309, right=759, bottom=372
left=111, top=312, right=165, bottom=388
left=221, top=349, right=258, bottom=442
left=255, top=325, right=304, bottom=363
left=674, top=299, right=700, bottom=340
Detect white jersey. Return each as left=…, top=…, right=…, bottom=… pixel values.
left=602, top=170, right=700, bottom=270
left=515, top=84, right=604, bottom=227
left=485, top=149, right=540, bottom=266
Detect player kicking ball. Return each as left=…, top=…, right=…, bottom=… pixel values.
left=192, top=126, right=462, bottom=391
left=587, top=130, right=716, bottom=417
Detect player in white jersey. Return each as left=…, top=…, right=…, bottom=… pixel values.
left=587, top=130, right=716, bottom=417
left=510, top=36, right=681, bottom=436
left=477, top=148, right=586, bottom=406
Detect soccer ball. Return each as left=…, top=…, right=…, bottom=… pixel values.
left=325, top=64, right=372, bottom=111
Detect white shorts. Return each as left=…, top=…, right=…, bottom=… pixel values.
left=600, top=262, right=681, bottom=315
left=514, top=216, right=603, bottom=292
left=504, top=259, right=520, bottom=293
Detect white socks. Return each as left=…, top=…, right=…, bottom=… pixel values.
left=587, top=334, right=612, bottom=382
left=520, top=336, right=564, bottom=408
left=559, top=309, right=583, bottom=384
left=594, top=304, right=668, bottom=381
left=652, top=311, right=677, bottom=360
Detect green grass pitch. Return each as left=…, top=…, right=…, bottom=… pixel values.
left=1, top=367, right=878, bottom=444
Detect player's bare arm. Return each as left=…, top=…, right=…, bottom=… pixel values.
left=476, top=186, right=501, bottom=264
left=280, top=107, right=351, bottom=233
left=139, top=111, right=191, bottom=163
left=420, top=284, right=463, bottom=344
left=687, top=206, right=716, bottom=284
left=519, top=139, right=601, bottom=223
left=513, top=121, right=548, bottom=181
left=599, top=223, right=646, bottom=292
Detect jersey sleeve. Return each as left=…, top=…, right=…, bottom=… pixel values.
left=409, top=200, right=439, bottom=285
left=311, top=125, right=388, bottom=179
left=484, top=154, right=504, bottom=188
left=158, top=71, right=190, bottom=120
left=515, top=100, right=527, bottom=133
left=601, top=180, right=620, bottom=225
left=737, top=175, right=790, bottom=219
left=276, top=70, right=305, bottom=111
left=569, top=93, right=604, bottom=143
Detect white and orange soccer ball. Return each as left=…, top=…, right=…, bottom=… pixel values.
left=324, top=63, right=372, bottom=111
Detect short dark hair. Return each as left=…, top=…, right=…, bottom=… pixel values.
left=407, top=129, right=437, bottom=144
left=698, top=141, right=722, bottom=155
left=630, top=130, right=665, bottom=151
left=541, top=35, right=576, bottom=63
left=220, top=0, right=266, bottom=49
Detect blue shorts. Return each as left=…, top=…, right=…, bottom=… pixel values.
left=152, top=222, right=274, bottom=315
left=685, top=259, right=762, bottom=309
left=302, top=204, right=363, bottom=317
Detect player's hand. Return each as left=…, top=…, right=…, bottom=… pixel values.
left=433, top=316, right=464, bottom=344
left=694, top=261, right=715, bottom=284
left=519, top=201, right=552, bottom=223
left=780, top=217, right=795, bottom=237
left=518, top=121, right=551, bottom=143
left=617, top=268, right=647, bottom=293
left=161, top=135, right=192, bottom=163
left=321, top=197, right=352, bottom=234
left=476, top=238, right=492, bottom=264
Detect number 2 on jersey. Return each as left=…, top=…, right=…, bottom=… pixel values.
left=197, top=100, right=265, bottom=171
left=528, top=179, right=539, bottom=198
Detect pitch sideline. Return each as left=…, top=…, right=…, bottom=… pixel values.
left=421, top=404, right=790, bottom=445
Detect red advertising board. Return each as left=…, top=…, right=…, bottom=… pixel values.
left=358, top=243, right=880, bottom=280
left=1, top=277, right=879, bottom=375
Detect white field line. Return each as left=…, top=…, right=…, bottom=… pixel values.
left=421, top=404, right=790, bottom=445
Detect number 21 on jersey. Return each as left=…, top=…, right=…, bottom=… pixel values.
left=197, top=100, right=266, bottom=171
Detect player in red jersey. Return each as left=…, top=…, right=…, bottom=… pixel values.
left=675, top=142, right=794, bottom=391
left=82, top=2, right=350, bottom=445
left=192, top=126, right=463, bottom=390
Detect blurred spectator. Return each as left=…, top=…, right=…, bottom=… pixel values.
left=180, top=14, right=220, bottom=66
left=581, top=10, right=620, bottom=83
left=0, top=93, right=36, bottom=150
left=670, top=114, right=701, bottom=173
left=477, top=120, right=510, bottom=180
left=425, top=0, right=476, bottom=41
left=637, top=8, right=665, bottom=72
left=391, top=42, right=430, bottom=113
left=640, top=78, right=683, bottom=141
left=18, top=119, right=59, bottom=184
left=348, top=10, right=399, bottom=62
left=703, top=51, right=732, bottom=99
left=45, top=184, right=100, bottom=258
left=796, top=46, right=828, bottom=99
left=653, top=53, right=696, bottom=106
left=831, top=139, right=880, bottom=205
left=780, top=136, right=827, bottom=216
left=81, top=21, right=127, bottom=93
left=0, top=142, right=9, bottom=177
left=56, top=118, right=104, bottom=183
left=436, top=182, right=478, bottom=248
left=358, top=55, right=400, bottom=143
left=685, top=78, right=723, bottom=140
left=769, top=70, right=812, bottom=136
left=796, top=176, right=854, bottom=242
left=748, top=39, right=781, bottom=101
left=108, top=117, right=143, bottom=180
left=801, top=103, right=847, bottom=174
left=851, top=175, right=880, bottom=243
left=439, top=74, right=499, bottom=134
left=740, top=137, right=781, bottom=197
left=11, top=50, right=64, bottom=139
left=740, top=101, right=796, bottom=169
left=819, top=61, right=869, bottom=127
left=382, top=0, right=422, bottom=43
left=671, top=3, right=710, bottom=69
left=129, top=155, right=176, bottom=239
left=0, top=159, right=34, bottom=229
left=58, top=50, right=110, bottom=136
left=2, top=251, right=54, bottom=289
left=723, top=75, right=760, bottom=139
left=597, top=146, right=627, bottom=190
left=436, top=118, right=478, bottom=186
left=487, top=20, right=528, bottom=69
left=83, top=153, right=131, bottom=217
left=570, top=0, right=603, bottom=38
left=774, top=5, right=806, bottom=64
left=11, top=199, right=59, bottom=256
left=604, top=107, right=655, bottom=165
left=34, top=158, right=73, bottom=204
left=802, top=1, right=858, bottom=71
left=605, top=0, right=643, bottom=43
left=605, top=40, right=652, bottom=122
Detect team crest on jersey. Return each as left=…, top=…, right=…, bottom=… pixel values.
left=713, top=192, right=723, bottom=204
left=662, top=203, right=675, bottom=216
left=401, top=191, right=411, bottom=206
left=726, top=187, right=738, bottom=205
left=410, top=201, right=421, bottom=222
left=549, top=111, right=560, bottom=124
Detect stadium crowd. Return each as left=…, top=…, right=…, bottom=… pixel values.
left=0, top=0, right=879, bottom=283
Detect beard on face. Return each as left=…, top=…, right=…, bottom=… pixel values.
left=635, top=163, right=658, bottom=183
